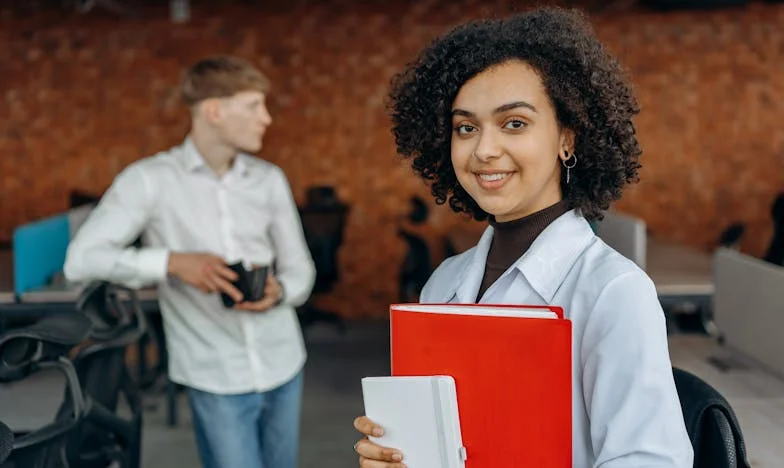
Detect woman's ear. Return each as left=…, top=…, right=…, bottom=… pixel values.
left=559, top=128, right=576, bottom=160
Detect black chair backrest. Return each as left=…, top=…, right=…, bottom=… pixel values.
left=718, top=223, right=745, bottom=249
left=407, top=196, right=429, bottom=225
left=299, top=186, right=349, bottom=293
left=54, top=282, right=146, bottom=468
left=72, top=284, right=147, bottom=389
left=397, top=228, right=432, bottom=302
left=68, top=190, right=101, bottom=209
left=305, top=186, right=338, bottom=206
left=55, top=351, right=128, bottom=468
left=672, top=367, right=751, bottom=468
left=764, top=192, right=784, bottom=266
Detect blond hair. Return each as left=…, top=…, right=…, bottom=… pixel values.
left=180, top=55, right=270, bottom=106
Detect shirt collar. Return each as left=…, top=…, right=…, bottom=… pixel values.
left=451, top=209, right=596, bottom=304
left=513, top=209, right=596, bottom=303
left=180, top=137, right=250, bottom=177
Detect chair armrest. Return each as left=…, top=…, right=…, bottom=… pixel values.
left=0, top=313, right=92, bottom=382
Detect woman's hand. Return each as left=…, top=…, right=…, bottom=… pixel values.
left=353, top=416, right=406, bottom=467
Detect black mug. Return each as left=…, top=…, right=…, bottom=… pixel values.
left=221, top=263, right=269, bottom=308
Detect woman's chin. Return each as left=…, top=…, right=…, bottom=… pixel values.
left=478, top=202, right=530, bottom=222
left=476, top=202, right=510, bottom=220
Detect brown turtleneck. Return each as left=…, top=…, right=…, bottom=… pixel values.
left=476, top=200, right=570, bottom=301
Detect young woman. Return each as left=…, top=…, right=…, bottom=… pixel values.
left=353, top=7, right=693, bottom=467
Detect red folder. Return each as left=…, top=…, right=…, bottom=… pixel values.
left=390, top=303, right=572, bottom=467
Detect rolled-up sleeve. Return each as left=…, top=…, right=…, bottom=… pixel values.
left=64, top=163, right=169, bottom=289
left=267, top=168, right=315, bottom=307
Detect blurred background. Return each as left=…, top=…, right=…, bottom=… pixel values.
left=0, top=0, right=783, bottom=467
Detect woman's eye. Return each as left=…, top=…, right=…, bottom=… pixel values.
left=455, top=124, right=476, bottom=136
left=504, top=119, right=527, bottom=130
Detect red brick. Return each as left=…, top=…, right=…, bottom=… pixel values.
left=1, top=1, right=783, bottom=318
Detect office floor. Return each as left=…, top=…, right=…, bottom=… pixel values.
left=1, top=320, right=783, bottom=467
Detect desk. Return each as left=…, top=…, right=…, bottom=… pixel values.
left=445, top=226, right=714, bottom=301
left=2, top=248, right=158, bottom=304
left=646, top=237, right=713, bottom=299
left=20, top=284, right=159, bottom=304
left=0, top=248, right=159, bottom=324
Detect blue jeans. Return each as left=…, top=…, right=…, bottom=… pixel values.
left=186, top=370, right=304, bottom=468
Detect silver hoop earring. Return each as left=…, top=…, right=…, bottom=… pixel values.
left=562, top=152, right=577, bottom=184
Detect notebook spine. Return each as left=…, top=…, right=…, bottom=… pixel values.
left=432, top=378, right=450, bottom=467
left=437, top=377, right=467, bottom=467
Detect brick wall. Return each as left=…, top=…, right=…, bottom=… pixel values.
left=1, top=1, right=782, bottom=318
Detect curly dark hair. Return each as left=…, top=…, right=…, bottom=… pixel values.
left=388, top=7, right=641, bottom=221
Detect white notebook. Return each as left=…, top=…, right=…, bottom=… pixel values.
left=361, top=375, right=467, bottom=468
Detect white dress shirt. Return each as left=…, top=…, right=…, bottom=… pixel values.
left=421, top=210, right=693, bottom=467
left=64, top=138, right=316, bottom=394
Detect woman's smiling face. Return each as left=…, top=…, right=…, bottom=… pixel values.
left=450, top=59, right=574, bottom=222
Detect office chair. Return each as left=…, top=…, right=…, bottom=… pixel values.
left=397, top=197, right=432, bottom=302
left=672, top=367, right=751, bottom=468
left=718, top=223, right=745, bottom=250
left=68, top=190, right=100, bottom=209
left=0, top=312, right=93, bottom=468
left=69, top=189, right=163, bottom=392
left=297, top=186, right=349, bottom=334
left=763, top=192, right=784, bottom=266
left=52, top=281, right=146, bottom=468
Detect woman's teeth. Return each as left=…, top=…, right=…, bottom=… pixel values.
left=479, top=173, right=507, bottom=181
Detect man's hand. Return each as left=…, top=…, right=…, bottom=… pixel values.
left=234, top=273, right=283, bottom=312
left=167, top=252, right=243, bottom=302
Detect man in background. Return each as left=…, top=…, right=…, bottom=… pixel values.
left=64, top=55, right=315, bottom=468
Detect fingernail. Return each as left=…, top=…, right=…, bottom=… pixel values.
left=372, top=428, right=384, bottom=437
left=392, top=452, right=402, bottom=461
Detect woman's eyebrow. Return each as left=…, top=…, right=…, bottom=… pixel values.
left=451, top=100, right=538, bottom=118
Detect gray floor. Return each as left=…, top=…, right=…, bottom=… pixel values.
left=143, top=323, right=389, bottom=468
left=668, top=333, right=784, bottom=467
left=2, top=320, right=784, bottom=467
